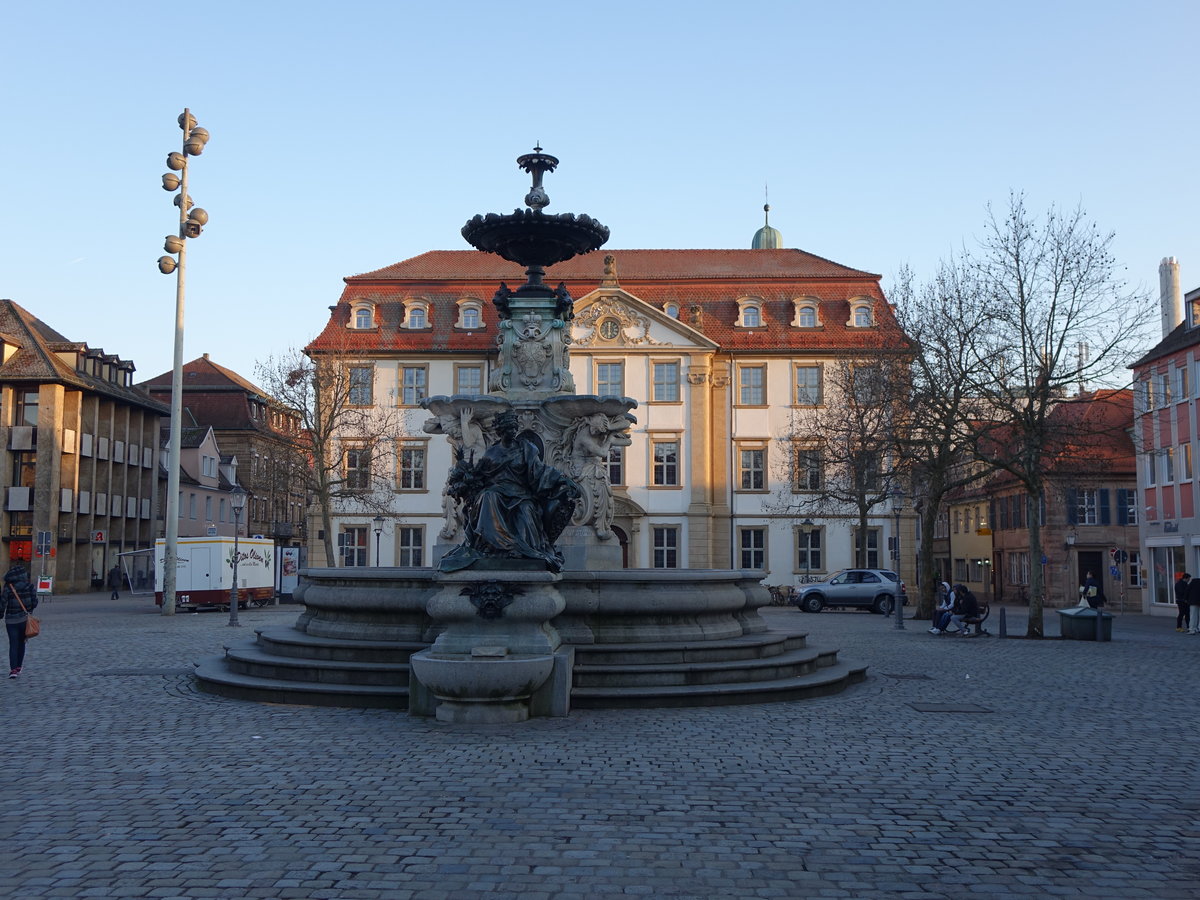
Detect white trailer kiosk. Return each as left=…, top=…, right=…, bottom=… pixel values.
left=154, top=536, right=276, bottom=608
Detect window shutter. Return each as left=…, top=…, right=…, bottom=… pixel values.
left=1066, top=489, right=1078, bottom=525
left=1116, top=489, right=1128, bottom=526
left=1100, top=489, right=1111, bottom=525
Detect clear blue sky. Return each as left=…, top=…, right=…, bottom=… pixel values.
left=2, top=0, right=1196, bottom=385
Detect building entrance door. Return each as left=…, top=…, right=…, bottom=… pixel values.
left=1077, top=550, right=1103, bottom=601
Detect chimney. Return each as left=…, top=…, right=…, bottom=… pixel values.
left=1160, top=256, right=1182, bottom=337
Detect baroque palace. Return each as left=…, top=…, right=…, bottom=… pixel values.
left=306, top=217, right=913, bottom=589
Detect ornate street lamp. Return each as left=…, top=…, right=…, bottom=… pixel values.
left=373, top=515, right=385, bottom=567
left=891, top=487, right=906, bottom=630
left=158, top=109, right=211, bottom=616
left=228, top=485, right=247, bottom=627
left=801, top=519, right=815, bottom=586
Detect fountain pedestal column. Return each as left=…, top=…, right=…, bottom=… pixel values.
left=409, top=568, right=573, bottom=723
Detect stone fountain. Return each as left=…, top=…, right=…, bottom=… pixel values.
left=409, top=148, right=636, bottom=723
left=192, top=150, right=866, bottom=715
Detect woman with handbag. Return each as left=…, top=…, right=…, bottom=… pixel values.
left=3, top=563, right=38, bottom=678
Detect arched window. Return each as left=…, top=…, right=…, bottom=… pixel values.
left=353, top=306, right=373, bottom=329
left=849, top=299, right=874, bottom=328
left=736, top=297, right=764, bottom=328
left=798, top=307, right=817, bottom=327
left=404, top=300, right=430, bottom=329
left=456, top=298, right=484, bottom=329
left=792, top=298, right=821, bottom=328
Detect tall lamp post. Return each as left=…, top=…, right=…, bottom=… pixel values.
left=891, top=487, right=906, bottom=630
left=157, top=108, right=211, bottom=616
left=801, top=519, right=814, bottom=585
left=228, top=485, right=247, bottom=627
left=373, top=515, right=385, bottom=567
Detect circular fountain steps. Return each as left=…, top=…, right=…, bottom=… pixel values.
left=194, top=622, right=866, bottom=710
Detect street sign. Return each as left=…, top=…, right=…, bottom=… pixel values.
left=1109, top=566, right=1120, bottom=579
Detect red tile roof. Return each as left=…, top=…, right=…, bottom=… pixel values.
left=311, top=249, right=912, bottom=357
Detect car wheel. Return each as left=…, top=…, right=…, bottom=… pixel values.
left=802, top=594, right=824, bottom=613
left=873, top=595, right=894, bottom=615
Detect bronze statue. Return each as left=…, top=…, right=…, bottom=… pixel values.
left=439, top=411, right=581, bottom=573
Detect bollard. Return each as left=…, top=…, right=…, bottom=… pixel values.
left=999, top=607, right=1007, bottom=639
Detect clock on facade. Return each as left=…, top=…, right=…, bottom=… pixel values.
left=599, top=319, right=620, bottom=340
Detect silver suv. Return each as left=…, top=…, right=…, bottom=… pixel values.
left=791, top=568, right=907, bottom=614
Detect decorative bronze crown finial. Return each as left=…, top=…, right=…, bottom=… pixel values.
left=517, top=145, right=559, bottom=210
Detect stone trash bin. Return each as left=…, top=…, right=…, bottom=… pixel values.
left=1057, top=605, right=1113, bottom=642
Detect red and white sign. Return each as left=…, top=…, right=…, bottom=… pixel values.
left=91, top=530, right=105, bottom=543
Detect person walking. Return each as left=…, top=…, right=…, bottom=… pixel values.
left=107, top=564, right=122, bottom=601
left=1175, top=573, right=1191, bottom=632
left=3, top=563, right=38, bottom=678
left=1187, top=573, right=1200, bottom=635
left=1081, top=571, right=1104, bottom=609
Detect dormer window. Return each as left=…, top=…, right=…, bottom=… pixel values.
left=404, top=299, right=430, bottom=329
left=849, top=299, right=874, bottom=328
left=736, top=297, right=764, bottom=328
left=664, top=303, right=679, bottom=319
left=352, top=305, right=374, bottom=329
left=456, top=297, right=484, bottom=330
left=792, top=298, right=821, bottom=328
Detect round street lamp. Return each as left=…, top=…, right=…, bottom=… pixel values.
left=158, top=108, right=212, bottom=616
left=228, top=485, right=247, bottom=627
left=801, top=519, right=815, bottom=587
left=373, top=515, right=385, bottom=567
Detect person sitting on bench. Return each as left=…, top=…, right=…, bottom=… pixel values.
left=930, top=581, right=955, bottom=634
left=949, top=584, right=980, bottom=635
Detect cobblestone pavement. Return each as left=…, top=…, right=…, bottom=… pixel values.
left=3, top=593, right=1199, bottom=899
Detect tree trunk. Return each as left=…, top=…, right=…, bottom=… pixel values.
left=1026, top=490, right=1045, bottom=637
left=917, top=500, right=941, bottom=619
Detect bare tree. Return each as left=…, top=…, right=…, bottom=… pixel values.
left=959, top=194, right=1153, bottom=637
left=771, top=356, right=910, bottom=568
left=255, top=346, right=408, bottom=567
left=891, top=262, right=998, bottom=619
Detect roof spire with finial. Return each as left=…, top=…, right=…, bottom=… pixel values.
left=752, top=183, right=782, bottom=249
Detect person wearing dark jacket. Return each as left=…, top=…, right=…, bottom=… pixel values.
left=1175, top=573, right=1191, bottom=632
left=1186, top=574, right=1200, bottom=635
left=107, top=564, right=122, bottom=601
left=949, top=584, right=980, bottom=635
left=3, top=563, right=38, bottom=678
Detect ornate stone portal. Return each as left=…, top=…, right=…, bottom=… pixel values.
left=409, top=148, right=635, bottom=723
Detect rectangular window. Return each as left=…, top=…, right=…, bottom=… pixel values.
left=1147, top=454, right=1157, bottom=486
left=1165, top=448, right=1176, bottom=483
left=1128, top=550, right=1144, bottom=588
left=1075, top=489, right=1099, bottom=525
left=1177, top=365, right=1190, bottom=401
left=738, top=527, right=766, bottom=570
left=792, top=446, right=822, bottom=491
left=596, top=362, right=624, bottom=396
left=188, top=493, right=197, bottom=519
left=345, top=447, right=371, bottom=490
left=455, top=365, right=483, bottom=397
left=401, top=366, right=427, bottom=405
left=854, top=528, right=880, bottom=569
left=652, top=439, right=680, bottom=486
left=738, top=446, right=766, bottom=491
left=340, top=527, right=368, bottom=567
left=794, top=365, right=822, bottom=405
left=1156, top=372, right=1171, bottom=407
left=652, top=526, right=679, bottom=568
left=398, top=445, right=426, bottom=491
left=652, top=362, right=680, bottom=402
left=607, top=446, right=624, bottom=486
left=739, top=365, right=765, bottom=405
left=953, top=558, right=968, bottom=582
left=1184, top=444, right=1193, bottom=481
left=348, top=366, right=373, bottom=406
left=796, top=527, right=822, bottom=574
left=205, top=496, right=212, bottom=522
left=397, top=526, right=424, bottom=567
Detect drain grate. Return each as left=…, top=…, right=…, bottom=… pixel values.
left=908, top=702, right=992, bottom=713
left=89, top=668, right=193, bottom=677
